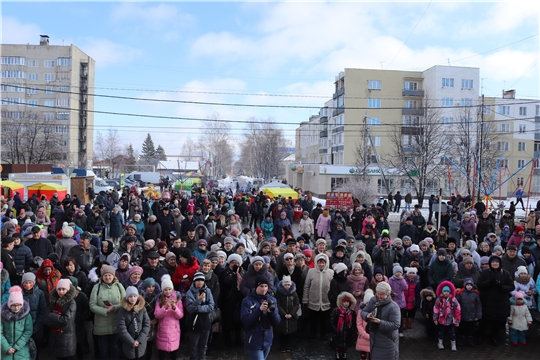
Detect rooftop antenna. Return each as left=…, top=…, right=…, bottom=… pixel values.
left=447, top=58, right=450, bottom=66
left=379, top=61, right=385, bottom=70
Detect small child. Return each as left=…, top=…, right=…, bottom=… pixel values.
left=403, top=267, right=421, bottom=331
left=1, top=286, right=33, bottom=359
left=433, top=281, right=461, bottom=351
left=369, top=267, right=388, bottom=292
left=356, top=290, right=373, bottom=360
left=420, top=288, right=437, bottom=342
left=513, top=266, right=537, bottom=310
left=455, top=277, right=482, bottom=347
left=154, top=275, right=184, bottom=360
left=499, top=225, right=511, bottom=249
left=140, top=277, right=161, bottom=360
left=508, top=291, right=533, bottom=346
left=330, top=291, right=357, bottom=360
left=388, top=265, right=408, bottom=337
left=275, top=275, right=300, bottom=353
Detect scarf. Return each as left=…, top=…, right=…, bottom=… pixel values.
left=336, top=307, right=353, bottom=332
left=348, top=273, right=364, bottom=282
left=51, top=304, right=64, bottom=333
left=515, top=274, right=531, bottom=284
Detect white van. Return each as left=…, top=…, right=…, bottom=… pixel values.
left=125, top=172, right=161, bottom=185
left=94, top=177, right=114, bottom=193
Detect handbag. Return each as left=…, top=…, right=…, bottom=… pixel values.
left=210, top=307, right=221, bottom=324
left=28, top=337, right=37, bottom=360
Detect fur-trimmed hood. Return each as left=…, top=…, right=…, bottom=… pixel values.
left=436, top=280, right=456, bottom=299
left=1, top=268, right=8, bottom=285
left=420, top=288, right=436, bottom=301
left=121, top=295, right=146, bottom=312
left=195, top=224, right=209, bottom=240
left=1, top=301, right=30, bottom=321
left=314, top=253, right=330, bottom=270
left=247, top=262, right=269, bottom=276
left=277, top=280, right=297, bottom=295
left=336, top=291, right=357, bottom=309
left=49, top=285, right=77, bottom=306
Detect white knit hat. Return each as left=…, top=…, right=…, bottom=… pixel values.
left=334, top=263, right=348, bottom=274
left=281, top=275, right=292, bottom=286
left=517, top=266, right=528, bottom=275
left=161, top=274, right=173, bottom=290
left=227, top=253, right=243, bottom=265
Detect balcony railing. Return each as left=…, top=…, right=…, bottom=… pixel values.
left=319, top=116, right=328, bottom=124
left=402, top=108, right=424, bottom=115
left=320, top=130, right=328, bottom=138
left=402, top=89, right=424, bottom=97
left=332, top=107, right=344, bottom=116
left=319, top=148, right=327, bottom=154
left=333, top=87, right=345, bottom=99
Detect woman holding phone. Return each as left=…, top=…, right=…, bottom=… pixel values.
left=90, top=264, right=126, bottom=360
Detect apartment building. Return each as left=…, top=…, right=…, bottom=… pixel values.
left=1, top=35, right=95, bottom=168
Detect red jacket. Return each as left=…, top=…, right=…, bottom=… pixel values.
left=172, top=257, right=200, bottom=290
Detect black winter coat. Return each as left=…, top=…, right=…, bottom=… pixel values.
left=476, top=266, right=514, bottom=320
left=44, top=285, right=77, bottom=358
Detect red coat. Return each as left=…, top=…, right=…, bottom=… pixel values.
left=172, top=257, right=200, bottom=290
left=404, top=277, right=420, bottom=311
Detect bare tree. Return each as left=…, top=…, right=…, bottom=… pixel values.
left=94, top=128, right=122, bottom=177
left=240, top=118, right=289, bottom=181
left=387, top=97, right=452, bottom=204
left=198, top=112, right=234, bottom=177
left=1, top=112, right=64, bottom=164
left=333, top=176, right=378, bottom=206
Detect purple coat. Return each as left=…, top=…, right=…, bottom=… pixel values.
left=388, top=275, right=408, bottom=309
left=316, top=215, right=331, bottom=238
left=460, top=218, right=476, bottom=237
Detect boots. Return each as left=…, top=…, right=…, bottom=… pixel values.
left=451, top=340, right=457, bottom=351
left=407, top=318, right=413, bottom=329
left=438, top=339, right=444, bottom=350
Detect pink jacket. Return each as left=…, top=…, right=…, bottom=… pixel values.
left=355, top=315, right=370, bottom=352
left=316, top=215, right=331, bottom=238
left=154, top=291, right=184, bottom=352
left=347, top=275, right=369, bottom=305
left=507, top=232, right=524, bottom=248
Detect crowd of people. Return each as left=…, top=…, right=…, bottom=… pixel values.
left=1, top=184, right=540, bottom=360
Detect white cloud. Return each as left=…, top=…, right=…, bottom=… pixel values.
left=1, top=17, right=42, bottom=45
left=78, top=38, right=142, bottom=68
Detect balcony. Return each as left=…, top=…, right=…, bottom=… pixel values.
left=333, top=87, right=345, bottom=99
left=332, top=107, right=344, bottom=116
left=403, top=145, right=416, bottom=153
left=535, top=133, right=540, bottom=140
left=319, top=116, right=328, bottom=124
left=402, top=89, right=424, bottom=97
left=332, top=125, right=344, bottom=133
left=331, top=145, right=344, bottom=152
left=535, top=150, right=540, bottom=158
left=402, top=108, right=424, bottom=116
left=320, top=130, right=328, bottom=138
left=319, top=148, right=327, bottom=154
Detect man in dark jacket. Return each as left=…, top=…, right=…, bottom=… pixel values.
left=393, top=191, right=403, bottom=213
left=157, top=207, right=175, bottom=240
left=398, top=217, right=420, bottom=244
left=25, top=227, right=54, bottom=262
left=428, top=248, right=455, bottom=289
left=141, top=251, right=168, bottom=283
left=311, top=203, right=323, bottom=236
left=11, top=233, right=33, bottom=275
left=476, top=211, right=495, bottom=242
left=372, top=233, right=399, bottom=277
left=67, top=231, right=98, bottom=274
left=500, top=245, right=526, bottom=276
left=180, top=212, right=198, bottom=238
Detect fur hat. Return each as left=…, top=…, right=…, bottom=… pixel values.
left=125, top=286, right=139, bottom=299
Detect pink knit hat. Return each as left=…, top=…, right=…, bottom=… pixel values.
left=57, top=278, right=71, bottom=290
left=8, top=286, right=24, bottom=307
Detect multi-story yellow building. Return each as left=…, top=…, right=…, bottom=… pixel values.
left=1, top=35, right=95, bottom=168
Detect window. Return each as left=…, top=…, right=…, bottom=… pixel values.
left=56, top=98, right=69, bottom=107
left=404, top=157, right=416, bottom=165
left=0, top=85, right=24, bottom=92
left=27, top=60, right=39, bottom=67
left=1, top=111, right=24, bottom=119
left=498, top=123, right=510, bottom=133
left=55, top=125, right=69, bottom=134
left=442, top=117, right=453, bottom=126
left=535, top=143, right=540, bottom=152
left=404, top=81, right=418, bottom=90
left=403, top=116, right=420, bottom=125
left=43, top=100, right=54, bottom=107
left=57, top=72, right=70, bottom=80
left=367, top=137, right=380, bottom=146
left=57, top=58, right=71, bottom=66
left=44, top=87, right=54, bottom=95
left=498, top=105, right=510, bottom=115
left=442, top=78, right=454, bottom=87
left=56, top=86, right=69, bottom=93
left=483, top=105, right=491, bottom=114
left=1, top=57, right=25, bottom=65
left=57, top=112, right=70, bottom=120
left=517, top=177, right=524, bottom=186
left=518, top=142, right=526, bottom=151
left=461, top=98, right=473, bottom=106
left=337, top=95, right=344, bottom=107
left=28, top=100, right=38, bottom=107
left=536, top=105, right=540, bottom=116
left=44, top=73, right=55, bottom=82
left=519, top=125, right=526, bottom=133
left=368, top=98, right=381, bottom=108
left=43, top=113, right=55, bottom=121
left=1, top=70, right=25, bottom=78
left=497, top=141, right=509, bottom=151
left=405, top=100, right=418, bottom=108
left=519, top=107, right=527, bottom=116
left=367, top=117, right=380, bottom=126
left=501, top=159, right=509, bottom=168
left=27, top=87, right=38, bottom=95
left=402, top=135, right=413, bottom=146
left=28, top=73, right=38, bottom=80
left=442, top=98, right=453, bottom=107
left=44, top=60, right=55, bottom=67
left=518, top=160, right=526, bottom=168
left=57, top=139, right=69, bottom=146
left=2, top=98, right=25, bottom=105
left=461, top=79, right=473, bottom=89
left=368, top=80, right=381, bottom=90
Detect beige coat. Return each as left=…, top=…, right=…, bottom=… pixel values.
left=303, top=253, right=334, bottom=311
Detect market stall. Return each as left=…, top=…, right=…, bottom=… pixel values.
left=27, top=182, right=68, bottom=201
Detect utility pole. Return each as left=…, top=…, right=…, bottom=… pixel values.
left=363, top=112, right=368, bottom=179
left=478, top=94, right=485, bottom=201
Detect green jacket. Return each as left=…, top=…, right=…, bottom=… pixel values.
left=1, top=301, right=33, bottom=360
left=90, top=278, right=126, bottom=335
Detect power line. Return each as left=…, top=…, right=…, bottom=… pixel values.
left=451, top=33, right=539, bottom=63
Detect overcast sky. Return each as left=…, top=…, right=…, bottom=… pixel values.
left=3, top=1, right=539, bottom=155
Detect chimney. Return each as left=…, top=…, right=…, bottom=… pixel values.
left=39, top=35, right=49, bottom=46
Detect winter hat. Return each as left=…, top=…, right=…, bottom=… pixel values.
left=337, top=239, right=347, bottom=247
left=193, top=272, right=206, bottom=282
left=316, top=238, right=327, bottom=246
left=334, top=263, right=348, bottom=274
left=402, top=236, right=411, bottom=242
left=197, top=239, right=208, bottom=247
left=487, top=233, right=497, bottom=239
left=513, top=291, right=525, bottom=300
left=142, top=277, right=156, bottom=289
left=410, top=244, right=420, bottom=252
left=206, top=251, right=219, bottom=262
left=393, top=265, right=403, bottom=275
left=227, top=253, right=243, bottom=265
left=255, top=275, right=269, bottom=288
left=357, top=241, right=366, bottom=249
left=356, top=251, right=366, bottom=258
left=101, top=265, right=115, bottom=276
left=62, top=226, right=74, bottom=238
left=255, top=228, right=263, bottom=235
left=464, top=278, right=474, bottom=287
left=157, top=241, right=168, bottom=249
left=363, top=289, right=374, bottom=304
left=462, top=257, right=474, bottom=266
left=177, top=247, right=192, bottom=260
left=351, top=262, right=363, bottom=272
left=8, top=286, right=24, bottom=307
left=128, top=224, right=138, bottom=231
left=315, top=253, right=328, bottom=264
left=493, top=245, right=503, bottom=253
left=373, top=267, right=384, bottom=276
left=507, top=245, right=518, bottom=251
left=165, top=252, right=177, bottom=262
left=375, top=281, right=392, bottom=296
left=128, top=266, right=143, bottom=277
left=262, top=255, right=271, bottom=263
left=267, top=237, right=278, bottom=244
left=250, top=256, right=264, bottom=265
left=437, top=248, right=447, bottom=256
left=419, top=240, right=429, bottom=248
left=442, top=286, right=451, bottom=293
left=393, top=238, right=402, bottom=246
left=381, top=231, right=391, bottom=240
left=224, top=237, right=235, bottom=245
left=489, top=255, right=501, bottom=266
left=283, top=253, right=294, bottom=260
left=424, top=237, right=434, bottom=244
left=56, top=278, right=71, bottom=290
left=259, top=241, right=270, bottom=250
left=460, top=249, right=471, bottom=256
left=302, top=249, right=312, bottom=257
left=515, top=226, right=524, bottom=233
left=161, top=275, right=173, bottom=290
left=517, top=266, right=528, bottom=275
left=281, top=275, right=292, bottom=286
left=480, top=256, right=490, bottom=264
left=2, top=236, right=14, bottom=246
left=217, top=251, right=227, bottom=260
left=22, top=272, right=36, bottom=284
left=144, top=240, right=155, bottom=248
left=230, top=228, right=240, bottom=237
left=405, top=267, right=418, bottom=275
left=234, top=243, right=245, bottom=251
left=125, top=286, right=139, bottom=299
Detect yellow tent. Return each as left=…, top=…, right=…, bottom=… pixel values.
left=27, top=183, right=68, bottom=201
left=262, top=187, right=299, bottom=200
left=0, top=180, right=25, bottom=197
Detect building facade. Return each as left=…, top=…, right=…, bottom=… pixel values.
left=1, top=35, right=95, bottom=168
